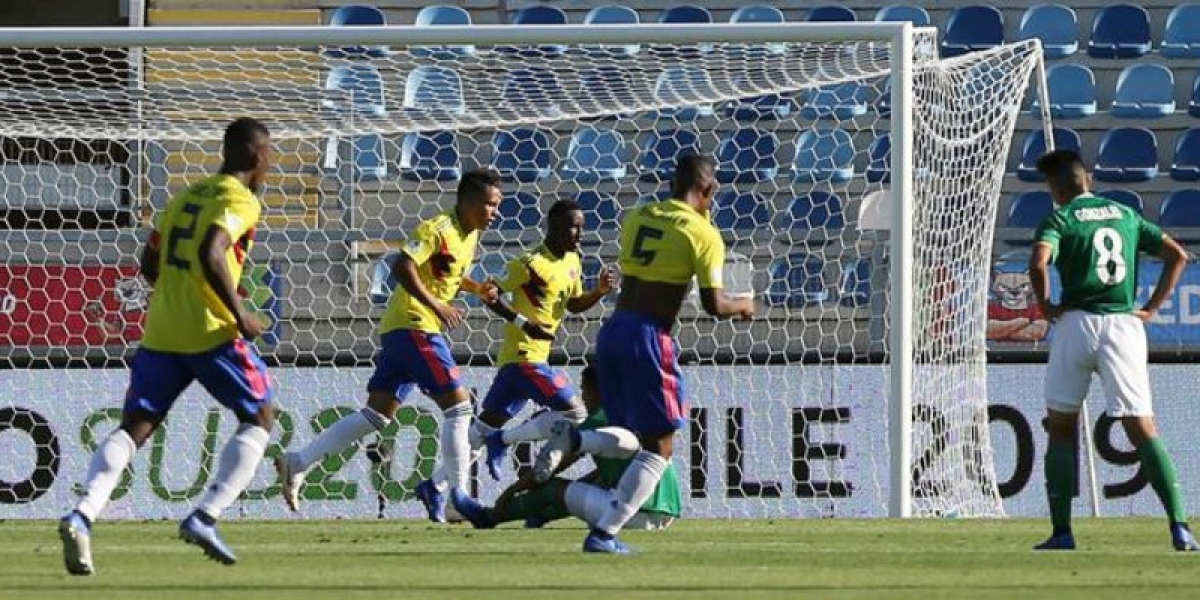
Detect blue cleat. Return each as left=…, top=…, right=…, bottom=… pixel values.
left=1172, top=523, right=1200, bottom=551
left=583, top=531, right=634, bottom=554
left=484, top=430, right=508, bottom=481
left=450, top=488, right=495, bottom=530
left=415, top=479, right=447, bottom=523
left=1033, top=532, right=1076, bottom=551
left=179, top=511, right=237, bottom=565
left=58, top=511, right=94, bottom=575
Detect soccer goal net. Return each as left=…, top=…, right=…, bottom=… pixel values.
left=0, top=24, right=1044, bottom=520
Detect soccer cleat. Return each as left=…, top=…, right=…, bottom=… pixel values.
left=1172, top=523, right=1200, bottom=551
left=179, top=512, right=237, bottom=565
left=583, top=531, right=633, bottom=554
left=524, top=515, right=547, bottom=529
left=534, top=419, right=579, bottom=483
left=449, top=488, right=495, bottom=530
left=484, top=430, right=508, bottom=481
left=1033, top=532, right=1076, bottom=551
left=415, top=479, right=447, bottom=523
left=275, top=454, right=304, bottom=512
left=58, top=511, right=94, bottom=576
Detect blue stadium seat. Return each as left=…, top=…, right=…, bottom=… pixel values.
left=1161, top=189, right=1200, bottom=228
left=654, top=66, right=715, bottom=120
left=413, top=5, right=475, bottom=59
left=464, top=252, right=511, bottom=307
left=322, top=66, right=385, bottom=117
left=839, top=259, right=872, bottom=307
left=807, top=5, right=856, bottom=21
left=351, top=134, right=387, bottom=179
left=1191, top=73, right=1200, bottom=118
left=712, top=191, right=770, bottom=232
left=800, top=81, right=870, bottom=120
left=491, top=128, right=552, bottom=183
left=729, top=5, right=787, bottom=55
left=327, top=5, right=388, bottom=58
left=1033, top=64, right=1096, bottom=120
left=497, top=191, right=542, bottom=231
left=369, top=253, right=400, bottom=305
left=398, top=131, right=460, bottom=182
left=793, top=129, right=855, bottom=183
left=502, top=68, right=565, bottom=119
left=660, top=4, right=712, bottom=23
left=1088, top=4, right=1151, bottom=58
left=578, top=67, right=638, bottom=118
left=941, top=6, right=1004, bottom=57
left=1018, top=4, right=1077, bottom=59
left=1094, top=127, right=1158, bottom=183
left=716, top=129, right=779, bottom=184
left=875, top=5, right=931, bottom=25
left=779, top=191, right=845, bottom=233
left=1171, top=128, right=1200, bottom=181
left=584, top=5, right=640, bottom=56
left=865, top=135, right=891, bottom=183
left=562, top=126, right=631, bottom=183
left=1111, top=64, right=1175, bottom=118
left=402, top=66, right=464, bottom=115
left=1007, top=191, right=1054, bottom=228
left=639, top=129, right=700, bottom=181
left=575, top=191, right=620, bottom=231
left=1096, top=189, right=1144, bottom=213
left=877, top=79, right=892, bottom=117
left=1162, top=4, right=1200, bottom=58
left=726, top=72, right=793, bottom=121
left=508, top=5, right=569, bottom=56
left=768, top=254, right=829, bottom=307
left=1017, top=126, right=1082, bottom=182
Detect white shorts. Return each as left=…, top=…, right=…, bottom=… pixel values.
left=1044, top=310, right=1153, bottom=417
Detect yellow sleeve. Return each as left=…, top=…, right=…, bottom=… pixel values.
left=212, top=195, right=258, bottom=240
left=496, top=256, right=529, bottom=293
left=402, top=221, right=439, bottom=266
left=693, top=223, right=726, bottom=289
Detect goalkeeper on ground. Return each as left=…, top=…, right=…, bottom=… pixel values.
left=452, top=365, right=682, bottom=530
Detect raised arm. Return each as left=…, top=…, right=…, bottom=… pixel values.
left=567, top=265, right=615, bottom=314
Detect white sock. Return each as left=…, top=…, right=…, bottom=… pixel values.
left=195, top=424, right=270, bottom=519
left=74, top=429, right=137, bottom=523
left=579, top=427, right=640, bottom=459
left=290, top=407, right=389, bottom=473
left=439, top=403, right=472, bottom=492
left=595, top=451, right=668, bottom=536
left=501, top=407, right=587, bottom=445
left=469, top=419, right=496, bottom=450
left=565, top=481, right=616, bottom=528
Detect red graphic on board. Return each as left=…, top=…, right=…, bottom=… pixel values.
left=0, top=265, right=147, bottom=347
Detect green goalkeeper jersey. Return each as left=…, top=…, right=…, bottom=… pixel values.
left=1034, top=194, right=1165, bottom=314
left=581, top=410, right=682, bottom=517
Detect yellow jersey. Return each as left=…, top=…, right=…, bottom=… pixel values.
left=141, top=174, right=261, bottom=353
left=618, top=199, right=725, bottom=288
left=495, top=245, right=584, bottom=365
left=381, top=209, right=479, bottom=334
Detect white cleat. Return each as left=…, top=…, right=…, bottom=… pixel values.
left=59, top=512, right=94, bottom=576
left=275, top=454, right=304, bottom=512
left=533, top=419, right=578, bottom=483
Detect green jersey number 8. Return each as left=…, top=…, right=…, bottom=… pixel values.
left=1092, top=227, right=1127, bottom=285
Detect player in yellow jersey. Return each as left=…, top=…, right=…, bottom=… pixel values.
left=536, top=154, right=754, bottom=553
left=60, top=118, right=277, bottom=574
left=277, top=168, right=502, bottom=522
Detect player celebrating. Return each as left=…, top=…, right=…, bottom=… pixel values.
left=59, top=117, right=278, bottom=574
left=1029, top=149, right=1199, bottom=551
left=276, top=168, right=502, bottom=521
left=537, top=154, right=753, bottom=553
left=469, top=199, right=615, bottom=482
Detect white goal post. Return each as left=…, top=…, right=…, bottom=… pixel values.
left=0, top=23, right=1050, bottom=520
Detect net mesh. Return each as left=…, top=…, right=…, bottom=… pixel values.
left=0, top=31, right=1041, bottom=519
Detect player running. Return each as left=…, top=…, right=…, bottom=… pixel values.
left=59, top=117, right=279, bottom=573
left=276, top=168, right=502, bottom=522
left=468, top=199, right=615, bottom=482
left=536, top=154, right=753, bottom=553
left=1029, top=149, right=1199, bottom=551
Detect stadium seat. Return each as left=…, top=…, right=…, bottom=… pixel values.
left=583, top=5, right=640, bottom=56
left=800, top=81, right=870, bottom=120
left=497, top=191, right=542, bottom=231
left=1161, top=189, right=1200, bottom=227
left=941, top=6, right=1004, bottom=58
left=1096, top=189, right=1144, bottom=213
left=778, top=191, right=846, bottom=234
left=793, top=129, right=855, bottom=183
left=578, top=67, right=638, bottom=118
left=412, top=5, right=475, bottom=59
left=322, top=65, right=385, bottom=117
left=1017, top=4, right=1078, bottom=59
left=660, top=4, right=712, bottom=23
left=501, top=68, right=565, bottom=119
left=839, top=259, right=872, bottom=307
left=716, top=129, right=779, bottom=184
left=1111, top=64, right=1175, bottom=118
left=807, top=5, right=856, bottom=21
left=402, top=66, right=464, bottom=115
left=1191, top=73, right=1200, bottom=118
left=327, top=5, right=388, bottom=58
left=506, top=5, right=569, bottom=57
left=1088, top=4, right=1151, bottom=58
left=369, top=253, right=400, bottom=305
left=464, top=252, right=511, bottom=307
left=1094, top=127, right=1158, bottom=183
left=767, top=254, right=829, bottom=307
left=730, top=5, right=787, bottom=55
left=562, top=126, right=631, bottom=183
left=398, top=131, right=460, bottom=182
left=1007, top=191, right=1054, bottom=228
left=639, top=129, right=700, bottom=181
left=865, top=135, right=891, bottom=183
left=726, top=72, right=793, bottom=121
left=352, top=134, right=387, bottom=179
left=575, top=191, right=620, bottom=231
left=877, top=78, right=892, bottom=117
left=1162, top=4, right=1200, bottom=58
left=1171, top=128, right=1200, bottom=181
left=1032, top=64, right=1096, bottom=120
left=654, top=66, right=715, bottom=120
left=491, top=128, right=552, bottom=183
left=875, top=4, right=931, bottom=25
left=712, top=191, right=770, bottom=232
left=1016, top=126, right=1082, bottom=182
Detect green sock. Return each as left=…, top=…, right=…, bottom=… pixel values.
left=1139, top=438, right=1188, bottom=524
left=1044, top=441, right=1075, bottom=534
left=491, top=479, right=567, bottom=525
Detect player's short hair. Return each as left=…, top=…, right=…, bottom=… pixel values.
left=221, top=117, right=270, bottom=172
left=1035, top=149, right=1087, bottom=191
left=580, top=364, right=596, bottom=388
left=547, top=199, right=583, bottom=224
left=457, top=168, right=502, bottom=205
left=671, top=154, right=717, bottom=198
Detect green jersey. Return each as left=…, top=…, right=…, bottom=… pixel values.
left=1034, top=194, right=1164, bottom=314
left=581, top=410, right=682, bottom=517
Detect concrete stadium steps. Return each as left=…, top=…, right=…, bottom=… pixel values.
left=146, top=8, right=322, bottom=25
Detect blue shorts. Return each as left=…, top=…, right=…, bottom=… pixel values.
left=124, top=338, right=275, bottom=417
left=367, top=329, right=461, bottom=400
left=481, top=363, right=576, bottom=419
left=595, top=310, right=687, bottom=435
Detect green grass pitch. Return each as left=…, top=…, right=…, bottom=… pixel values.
left=2, top=518, right=1198, bottom=599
